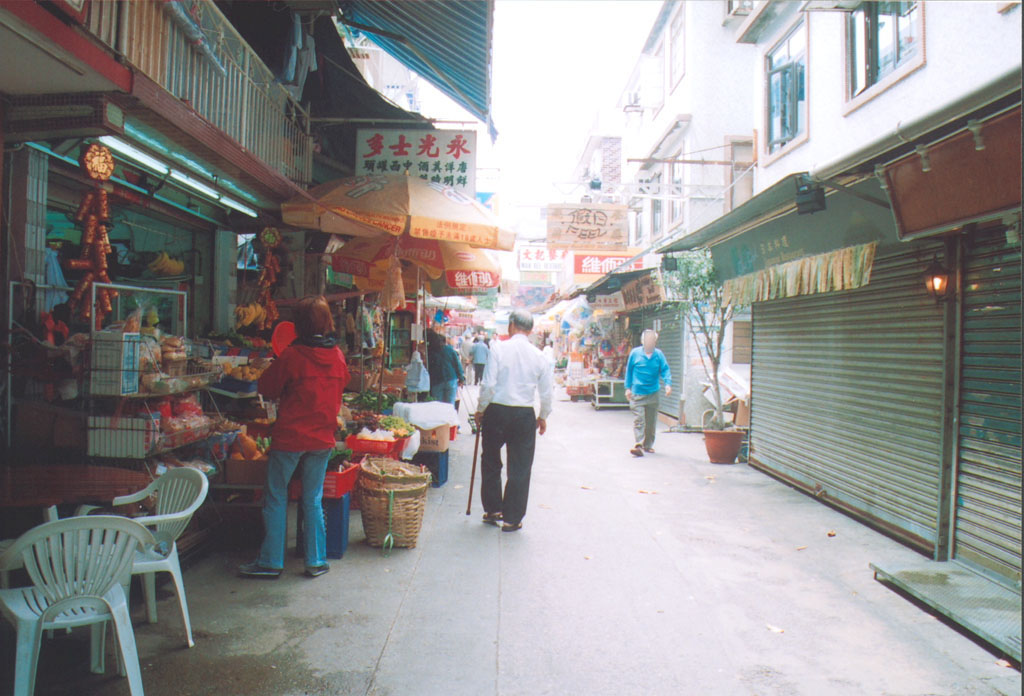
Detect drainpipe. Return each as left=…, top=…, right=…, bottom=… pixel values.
left=810, top=67, right=1021, bottom=181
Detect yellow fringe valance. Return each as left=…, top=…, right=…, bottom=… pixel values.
left=723, top=242, right=877, bottom=306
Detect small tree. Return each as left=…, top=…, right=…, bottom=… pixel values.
left=661, top=250, right=740, bottom=430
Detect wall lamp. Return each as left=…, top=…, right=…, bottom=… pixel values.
left=795, top=173, right=826, bottom=215
left=923, top=257, right=951, bottom=301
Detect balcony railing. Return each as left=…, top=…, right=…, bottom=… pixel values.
left=85, top=0, right=312, bottom=187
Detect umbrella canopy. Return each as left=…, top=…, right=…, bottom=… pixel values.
left=332, top=235, right=500, bottom=292
left=282, top=174, right=515, bottom=251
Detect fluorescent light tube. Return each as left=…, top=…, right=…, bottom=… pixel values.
left=220, top=195, right=258, bottom=217
left=99, top=136, right=170, bottom=175
left=170, top=170, right=220, bottom=199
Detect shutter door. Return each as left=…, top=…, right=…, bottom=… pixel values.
left=655, top=305, right=684, bottom=418
left=954, top=228, right=1022, bottom=585
left=751, top=244, right=946, bottom=551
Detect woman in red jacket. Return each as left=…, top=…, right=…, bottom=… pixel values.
left=240, top=296, right=349, bottom=579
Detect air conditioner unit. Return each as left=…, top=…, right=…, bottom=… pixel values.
left=3, top=94, right=125, bottom=142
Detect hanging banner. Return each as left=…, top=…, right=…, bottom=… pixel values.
left=356, top=129, right=477, bottom=196
left=547, top=203, right=629, bottom=248
left=518, top=245, right=569, bottom=272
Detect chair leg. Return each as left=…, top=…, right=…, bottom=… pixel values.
left=166, top=552, right=195, bottom=648
left=89, top=621, right=107, bottom=674
left=143, top=572, right=158, bottom=624
left=13, top=619, right=43, bottom=696
left=110, top=603, right=145, bottom=696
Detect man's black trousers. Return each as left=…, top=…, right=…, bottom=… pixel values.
left=480, top=403, right=537, bottom=526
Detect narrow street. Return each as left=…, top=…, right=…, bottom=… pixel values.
left=4, top=389, right=1018, bottom=696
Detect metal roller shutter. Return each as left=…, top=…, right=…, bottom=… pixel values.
left=654, top=305, right=684, bottom=418
left=750, top=243, right=946, bottom=551
left=954, top=228, right=1022, bottom=586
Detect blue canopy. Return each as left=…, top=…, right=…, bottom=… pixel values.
left=341, top=0, right=496, bottom=140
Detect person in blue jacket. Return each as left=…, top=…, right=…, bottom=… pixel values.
left=624, top=329, right=672, bottom=457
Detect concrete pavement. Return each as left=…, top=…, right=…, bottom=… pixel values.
left=3, top=389, right=1020, bottom=695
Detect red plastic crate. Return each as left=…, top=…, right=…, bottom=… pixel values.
left=289, top=462, right=360, bottom=501
left=345, top=434, right=407, bottom=458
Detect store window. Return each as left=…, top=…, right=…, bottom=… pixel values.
left=669, top=8, right=685, bottom=90
left=766, top=22, right=807, bottom=154
left=848, top=1, right=922, bottom=98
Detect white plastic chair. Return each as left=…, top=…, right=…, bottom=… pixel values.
left=0, top=506, right=58, bottom=589
left=0, top=515, right=154, bottom=696
left=109, top=467, right=209, bottom=649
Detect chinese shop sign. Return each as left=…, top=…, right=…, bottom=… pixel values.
left=620, top=271, right=664, bottom=312
left=547, top=203, right=628, bottom=248
left=573, top=252, right=642, bottom=277
left=356, top=129, right=477, bottom=196
left=518, top=245, right=568, bottom=272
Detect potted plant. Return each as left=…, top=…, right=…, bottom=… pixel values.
left=662, top=251, right=746, bottom=464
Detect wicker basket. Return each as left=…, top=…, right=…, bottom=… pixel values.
left=356, top=457, right=431, bottom=548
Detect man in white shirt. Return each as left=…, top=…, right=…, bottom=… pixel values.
left=475, top=310, right=554, bottom=532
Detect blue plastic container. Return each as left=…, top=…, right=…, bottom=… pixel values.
left=295, top=492, right=350, bottom=559
left=413, top=451, right=448, bottom=488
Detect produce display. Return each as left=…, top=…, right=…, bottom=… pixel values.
left=147, top=251, right=186, bottom=277
left=234, top=302, right=271, bottom=330
left=229, top=432, right=270, bottom=461
left=221, top=362, right=267, bottom=382
left=345, top=391, right=398, bottom=412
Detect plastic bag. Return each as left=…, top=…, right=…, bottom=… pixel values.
left=401, top=428, right=421, bottom=460
left=405, top=352, right=430, bottom=393
left=392, top=401, right=459, bottom=430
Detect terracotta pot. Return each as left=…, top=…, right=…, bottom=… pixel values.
left=703, top=429, right=745, bottom=464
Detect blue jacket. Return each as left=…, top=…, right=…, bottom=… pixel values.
left=625, top=347, right=671, bottom=396
left=471, top=342, right=490, bottom=365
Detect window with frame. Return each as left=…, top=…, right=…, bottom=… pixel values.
left=669, top=8, right=685, bottom=89
left=848, top=1, right=921, bottom=98
left=650, top=171, right=664, bottom=239
left=766, top=23, right=806, bottom=154
left=670, top=161, right=683, bottom=222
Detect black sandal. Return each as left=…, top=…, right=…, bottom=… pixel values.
left=501, top=522, right=523, bottom=533
left=482, top=512, right=503, bottom=526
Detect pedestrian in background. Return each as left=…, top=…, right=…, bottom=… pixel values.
left=624, top=329, right=672, bottom=457
left=427, top=330, right=464, bottom=405
left=471, top=336, right=489, bottom=386
left=475, top=310, right=553, bottom=532
left=240, top=295, right=349, bottom=579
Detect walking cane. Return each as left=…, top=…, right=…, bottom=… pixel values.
left=462, top=383, right=482, bottom=515
left=466, top=426, right=481, bottom=516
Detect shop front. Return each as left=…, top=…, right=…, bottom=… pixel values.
left=660, top=100, right=1021, bottom=660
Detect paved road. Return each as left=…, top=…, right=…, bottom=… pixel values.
left=4, top=389, right=1020, bottom=695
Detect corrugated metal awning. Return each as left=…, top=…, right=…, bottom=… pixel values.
left=340, top=0, right=496, bottom=140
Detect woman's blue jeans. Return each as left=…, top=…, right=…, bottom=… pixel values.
left=430, top=378, right=458, bottom=405
left=257, top=448, right=330, bottom=569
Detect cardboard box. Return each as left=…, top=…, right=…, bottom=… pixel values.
left=417, top=424, right=451, bottom=452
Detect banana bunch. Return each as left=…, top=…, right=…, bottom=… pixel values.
left=234, top=302, right=267, bottom=329
left=148, top=251, right=185, bottom=276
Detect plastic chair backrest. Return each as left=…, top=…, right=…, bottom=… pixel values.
left=141, top=468, right=209, bottom=542
left=0, top=516, right=154, bottom=606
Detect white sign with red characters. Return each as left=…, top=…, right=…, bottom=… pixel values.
left=447, top=270, right=499, bottom=290
left=518, top=245, right=569, bottom=272
left=355, top=129, right=477, bottom=196
left=573, top=252, right=643, bottom=276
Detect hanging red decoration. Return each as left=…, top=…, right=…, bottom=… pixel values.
left=65, top=143, right=118, bottom=330
left=254, top=227, right=282, bottom=330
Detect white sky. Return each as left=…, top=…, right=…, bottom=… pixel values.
left=417, top=0, right=662, bottom=244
